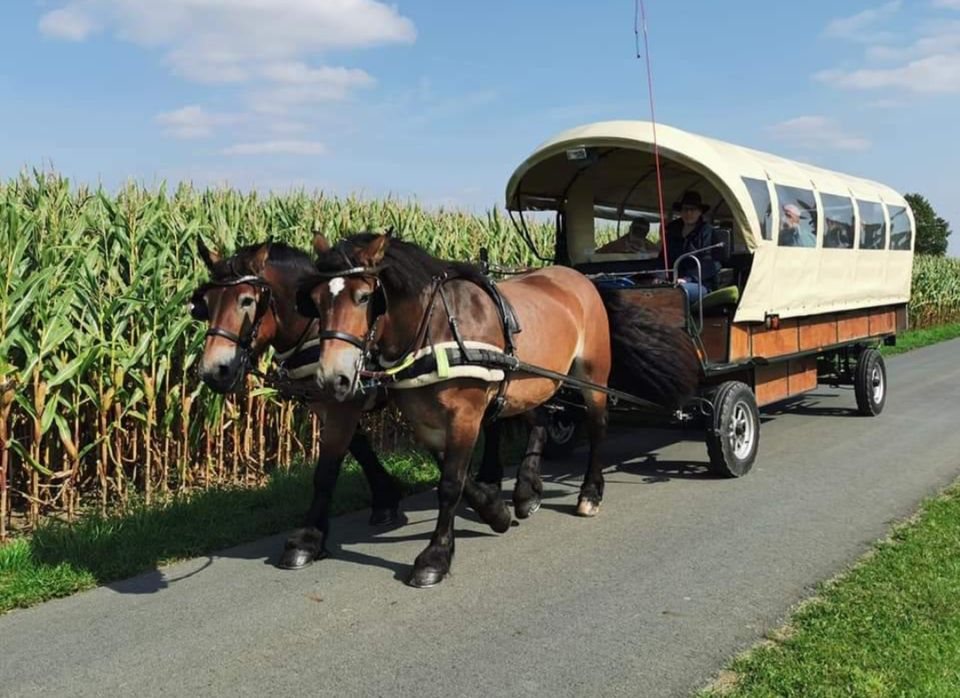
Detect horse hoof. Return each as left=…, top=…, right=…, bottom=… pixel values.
left=514, top=497, right=541, bottom=520
left=407, top=567, right=446, bottom=588
left=369, top=506, right=401, bottom=527
left=278, top=547, right=327, bottom=570
left=576, top=499, right=601, bottom=517
left=490, top=509, right=513, bottom=534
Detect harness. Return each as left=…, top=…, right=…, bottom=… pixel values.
left=309, top=253, right=522, bottom=422
left=190, top=273, right=335, bottom=404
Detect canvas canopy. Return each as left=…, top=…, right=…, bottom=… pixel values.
left=505, top=121, right=915, bottom=323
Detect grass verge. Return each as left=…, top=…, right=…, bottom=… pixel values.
left=0, top=450, right=439, bottom=614
left=700, top=482, right=960, bottom=697
left=882, top=321, right=960, bottom=356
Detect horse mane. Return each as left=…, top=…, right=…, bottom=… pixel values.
left=313, top=232, right=488, bottom=297
left=211, top=241, right=316, bottom=281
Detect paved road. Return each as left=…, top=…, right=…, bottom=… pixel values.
left=2, top=340, right=960, bottom=697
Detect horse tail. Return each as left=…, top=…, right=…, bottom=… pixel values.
left=598, top=289, right=701, bottom=408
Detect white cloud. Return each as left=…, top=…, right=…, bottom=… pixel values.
left=767, top=116, right=871, bottom=151
left=823, top=1, right=901, bottom=42
left=818, top=9, right=960, bottom=93
left=223, top=140, right=328, bottom=156
left=816, top=53, right=960, bottom=92
left=39, top=0, right=415, bottom=84
left=38, top=7, right=96, bottom=40
left=251, top=62, right=376, bottom=112
left=156, top=106, right=241, bottom=139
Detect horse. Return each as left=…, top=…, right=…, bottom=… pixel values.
left=191, top=238, right=510, bottom=569
left=298, top=231, right=700, bottom=587
left=191, top=238, right=406, bottom=569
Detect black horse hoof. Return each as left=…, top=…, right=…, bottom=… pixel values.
left=514, top=496, right=541, bottom=520
left=369, top=506, right=401, bottom=527
left=407, top=566, right=446, bottom=588
left=490, top=507, right=513, bottom=534
left=278, top=547, right=327, bottom=570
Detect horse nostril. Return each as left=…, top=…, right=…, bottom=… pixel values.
left=217, top=364, right=230, bottom=378
left=335, top=374, right=351, bottom=391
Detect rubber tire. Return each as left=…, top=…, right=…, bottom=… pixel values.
left=543, top=410, right=582, bottom=459
left=705, top=381, right=760, bottom=478
left=854, top=348, right=886, bottom=416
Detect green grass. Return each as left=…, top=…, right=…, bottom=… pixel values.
left=882, top=321, right=960, bottom=356
left=0, top=450, right=439, bottom=614
left=701, top=482, right=960, bottom=698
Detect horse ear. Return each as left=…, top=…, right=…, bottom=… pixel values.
left=249, top=242, right=270, bottom=275
left=358, top=234, right=390, bottom=267
left=197, top=238, right=221, bottom=270
left=313, top=232, right=331, bottom=255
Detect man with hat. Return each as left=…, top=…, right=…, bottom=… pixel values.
left=658, top=190, right=718, bottom=305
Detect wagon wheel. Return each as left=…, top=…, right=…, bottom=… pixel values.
left=705, top=381, right=760, bottom=477
left=543, top=408, right=582, bottom=459
left=854, top=348, right=886, bottom=416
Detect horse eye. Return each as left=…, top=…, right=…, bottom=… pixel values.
left=240, top=296, right=256, bottom=308
left=357, top=292, right=371, bottom=305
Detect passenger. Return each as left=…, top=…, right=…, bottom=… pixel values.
left=596, top=218, right=657, bottom=254
left=779, top=203, right=816, bottom=247
left=658, top=191, right=717, bottom=306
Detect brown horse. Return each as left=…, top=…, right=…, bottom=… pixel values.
left=191, top=239, right=408, bottom=570
left=299, top=232, right=699, bottom=587
left=191, top=238, right=509, bottom=570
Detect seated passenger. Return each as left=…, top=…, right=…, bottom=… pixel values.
left=778, top=203, right=816, bottom=247
left=596, top=218, right=658, bottom=254
left=658, top=191, right=718, bottom=305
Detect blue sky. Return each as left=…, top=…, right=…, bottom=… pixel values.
left=2, top=0, right=959, bottom=254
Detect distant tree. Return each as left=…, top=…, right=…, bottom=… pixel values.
left=905, top=193, right=951, bottom=256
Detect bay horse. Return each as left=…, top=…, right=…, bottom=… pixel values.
left=299, top=232, right=700, bottom=587
left=191, top=238, right=507, bottom=570
left=192, top=239, right=402, bottom=569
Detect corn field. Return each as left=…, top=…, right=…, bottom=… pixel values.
left=908, top=255, right=960, bottom=328
left=0, top=172, right=554, bottom=536
left=0, top=171, right=957, bottom=535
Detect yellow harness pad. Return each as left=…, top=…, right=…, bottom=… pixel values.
left=381, top=341, right=506, bottom=390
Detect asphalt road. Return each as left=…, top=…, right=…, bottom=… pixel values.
left=2, top=340, right=960, bottom=697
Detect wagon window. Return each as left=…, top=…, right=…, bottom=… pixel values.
left=820, top=193, right=855, bottom=249
left=888, top=205, right=912, bottom=250
left=857, top=200, right=886, bottom=250
left=742, top=177, right=773, bottom=241
left=775, top=185, right=818, bottom=248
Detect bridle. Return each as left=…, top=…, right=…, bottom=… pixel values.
left=190, top=274, right=275, bottom=390
left=305, top=263, right=388, bottom=393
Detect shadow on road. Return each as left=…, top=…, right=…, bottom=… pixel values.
left=96, top=422, right=738, bottom=595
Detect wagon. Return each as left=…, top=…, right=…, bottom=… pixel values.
left=504, top=121, right=915, bottom=476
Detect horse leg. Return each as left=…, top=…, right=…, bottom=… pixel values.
left=513, top=408, right=547, bottom=519
left=409, top=404, right=486, bottom=588
left=576, top=388, right=609, bottom=518
left=348, top=430, right=403, bottom=526
left=475, top=419, right=502, bottom=485
left=279, top=405, right=358, bottom=570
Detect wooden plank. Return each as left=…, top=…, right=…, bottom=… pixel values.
left=788, top=357, right=818, bottom=395
left=700, top=317, right=729, bottom=364
left=755, top=363, right=790, bottom=407
left=869, top=308, right=896, bottom=336
left=751, top=319, right=799, bottom=358
left=798, top=315, right=838, bottom=351
left=896, top=305, right=908, bottom=332
left=837, top=312, right=870, bottom=342
left=730, top=323, right=751, bottom=362
left=617, top=287, right=686, bottom=328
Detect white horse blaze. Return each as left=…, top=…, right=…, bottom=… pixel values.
left=328, top=277, right=346, bottom=298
